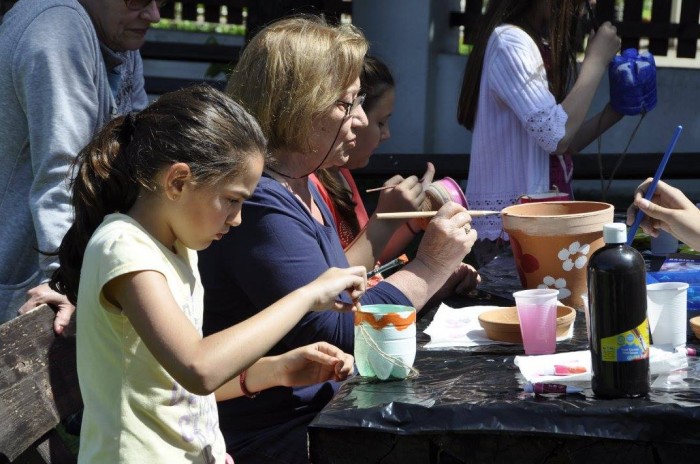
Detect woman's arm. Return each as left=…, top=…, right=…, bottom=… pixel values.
left=384, top=203, right=477, bottom=312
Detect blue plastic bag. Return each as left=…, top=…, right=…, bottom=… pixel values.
left=609, top=48, right=657, bottom=116
left=647, top=270, right=700, bottom=311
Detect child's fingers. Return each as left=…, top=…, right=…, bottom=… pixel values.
left=303, top=345, right=339, bottom=367
left=421, top=162, right=436, bottom=188
left=331, top=300, right=359, bottom=312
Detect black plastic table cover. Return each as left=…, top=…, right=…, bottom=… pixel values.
left=308, top=252, right=700, bottom=463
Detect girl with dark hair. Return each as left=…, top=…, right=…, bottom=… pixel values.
left=457, top=0, right=624, bottom=266
left=50, top=85, right=366, bottom=463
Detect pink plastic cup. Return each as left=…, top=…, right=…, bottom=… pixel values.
left=513, top=289, right=559, bottom=355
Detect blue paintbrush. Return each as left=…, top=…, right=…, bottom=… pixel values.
left=626, top=125, right=683, bottom=245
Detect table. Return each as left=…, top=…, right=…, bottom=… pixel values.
left=308, top=252, right=700, bottom=463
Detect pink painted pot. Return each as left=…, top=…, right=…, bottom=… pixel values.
left=425, top=177, right=469, bottom=209
left=501, top=201, right=614, bottom=311
left=416, top=177, right=469, bottom=228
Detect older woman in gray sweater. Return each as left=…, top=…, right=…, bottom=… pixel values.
left=0, top=0, right=157, bottom=330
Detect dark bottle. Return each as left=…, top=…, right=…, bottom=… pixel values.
left=588, top=223, right=650, bottom=398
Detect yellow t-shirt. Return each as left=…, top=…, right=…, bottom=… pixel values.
left=76, top=214, right=226, bottom=463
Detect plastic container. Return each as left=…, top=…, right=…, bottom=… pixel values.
left=354, top=304, right=416, bottom=380
left=588, top=223, right=650, bottom=398
left=609, top=48, right=657, bottom=116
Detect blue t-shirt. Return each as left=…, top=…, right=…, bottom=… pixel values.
left=198, top=175, right=410, bottom=454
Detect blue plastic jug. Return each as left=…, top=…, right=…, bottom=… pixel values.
left=609, top=49, right=657, bottom=116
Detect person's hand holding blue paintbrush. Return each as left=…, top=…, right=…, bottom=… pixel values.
left=626, top=125, right=683, bottom=245
left=626, top=179, right=700, bottom=252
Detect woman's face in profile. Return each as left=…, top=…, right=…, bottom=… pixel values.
left=346, top=87, right=395, bottom=170
left=308, top=78, right=368, bottom=170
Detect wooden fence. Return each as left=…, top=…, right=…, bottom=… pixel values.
left=0, top=0, right=351, bottom=25
left=2, top=1, right=699, bottom=58
left=140, top=0, right=353, bottom=94
left=450, top=0, right=700, bottom=58
left=157, top=0, right=351, bottom=26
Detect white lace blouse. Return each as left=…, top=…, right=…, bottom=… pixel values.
left=466, top=25, right=568, bottom=240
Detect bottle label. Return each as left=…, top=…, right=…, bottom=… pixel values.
left=600, top=319, right=650, bottom=362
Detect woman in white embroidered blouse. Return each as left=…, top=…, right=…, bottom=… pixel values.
left=457, top=0, right=624, bottom=267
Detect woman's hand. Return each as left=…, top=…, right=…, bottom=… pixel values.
left=303, top=266, right=367, bottom=312
left=383, top=203, right=477, bottom=312
left=626, top=178, right=700, bottom=250
left=443, top=262, right=481, bottom=296
left=275, top=342, right=355, bottom=387
left=415, top=202, right=477, bottom=277
left=18, top=282, right=75, bottom=335
left=424, top=262, right=481, bottom=308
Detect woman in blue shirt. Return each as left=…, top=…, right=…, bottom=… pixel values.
left=199, top=15, right=477, bottom=464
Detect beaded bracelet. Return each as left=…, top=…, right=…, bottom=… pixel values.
left=239, top=369, right=260, bottom=399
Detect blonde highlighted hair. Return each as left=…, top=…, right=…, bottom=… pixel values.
left=226, top=15, right=368, bottom=153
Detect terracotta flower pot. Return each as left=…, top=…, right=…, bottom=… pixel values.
left=501, top=201, right=614, bottom=310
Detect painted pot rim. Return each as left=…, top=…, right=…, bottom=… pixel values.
left=357, top=304, right=415, bottom=314
left=354, top=304, right=416, bottom=328
left=502, top=201, right=614, bottom=236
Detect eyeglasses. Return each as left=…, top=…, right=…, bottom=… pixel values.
left=124, top=0, right=168, bottom=11
left=336, top=93, right=366, bottom=118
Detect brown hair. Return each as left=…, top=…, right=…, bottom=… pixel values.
left=457, top=0, right=583, bottom=130
left=50, top=85, right=268, bottom=304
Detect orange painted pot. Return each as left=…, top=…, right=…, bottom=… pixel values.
left=501, top=201, right=614, bottom=311
left=354, top=304, right=416, bottom=380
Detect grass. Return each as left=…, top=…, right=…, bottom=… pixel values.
left=152, top=18, right=244, bottom=35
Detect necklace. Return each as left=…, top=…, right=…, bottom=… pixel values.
left=265, top=164, right=308, bottom=180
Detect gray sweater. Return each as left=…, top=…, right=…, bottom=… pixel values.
left=0, top=0, right=147, bottom=322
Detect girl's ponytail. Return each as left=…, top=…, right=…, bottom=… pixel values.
left=50, top=85, right=267, bottom=305
left=50, top=115, right=141, bottom=304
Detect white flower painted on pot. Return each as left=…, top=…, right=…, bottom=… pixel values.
left=538, top=275, right=572, bottom=300
left=557, top=241, right=591, bottom=271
